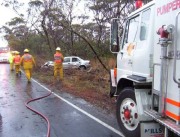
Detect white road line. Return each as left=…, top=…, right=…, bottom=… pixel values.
left=32, top=79, right=124, bottom=137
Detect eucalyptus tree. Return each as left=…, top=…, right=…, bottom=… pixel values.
left=1, top=0, right=25, bottom=50
left=27, top=0, right=89, bottom=56
left=1, top=0, right=45, bottom=53
left=86, top=0, right=153, bottom=54
left=1, top=0, right=119, bottom=70
left=84, top=0, right=128, bottom=57
left=1, top=16, right=29, bottom=52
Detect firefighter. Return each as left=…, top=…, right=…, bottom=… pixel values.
left=9, top=51, right=15, bottom=71
left=54, top=47, right=64, bottom=82
left=20, top=49, right=36, bottom=82
left=13, top=51, right=21, bottom=76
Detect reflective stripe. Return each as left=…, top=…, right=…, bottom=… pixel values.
left=165, top=98, right=180, bottom=121
left=166, top=98, right=180, bottom=107
left=166, top=110, right=180, bottom=121
left=54, top=53, right=63, bottom=63
left=24, top=54, right=32, bottom=62
left=14, top=55, right=21, bottom=63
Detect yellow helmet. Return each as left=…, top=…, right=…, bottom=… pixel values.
left=15, top=51, right=19, bottom=54
left=24, top=49, right=29, bottom=52
left=56, top=47, right=61, bottom=51
left=11, top=51, right=15, bottom=54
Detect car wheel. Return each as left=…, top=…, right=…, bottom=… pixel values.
left=116, top=87, right=140, bottom=137
left=79, top=66, right=86, bottom=70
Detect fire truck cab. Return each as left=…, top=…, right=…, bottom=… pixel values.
left=0, top=46, right=10, bottom=63
left=110, top=0, right=180, bottom=137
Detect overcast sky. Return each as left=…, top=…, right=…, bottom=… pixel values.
left=0, top=6, right=15, bottom=27
left=0, top=0, right=27, bottom=46
left=0, top=0, right=92, bottom=47
left=0, top=3, right=14, bottom=47
left=0, top=0, right=27, bottom=27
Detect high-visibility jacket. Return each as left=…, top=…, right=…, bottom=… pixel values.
left=8, top=54, right=14, bottom=63
left=13, top=55, right=21, bottom=64
left=54, top=52, right=64, bottom=64
left=20, top=53, right=35, bottom=69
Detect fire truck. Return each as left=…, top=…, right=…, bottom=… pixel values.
left=110, top=0, right=180, bottom=137
left=0, top=46, right=10, bottom=63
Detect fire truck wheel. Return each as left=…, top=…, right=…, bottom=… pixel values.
left=116, top=87, right=140, bottom=137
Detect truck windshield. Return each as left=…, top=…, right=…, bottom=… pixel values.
left=124, top=15, right=140, bottom=44
left=140, top=9, right=151, bottom=41
left=0, top=47, right=10, bottom=53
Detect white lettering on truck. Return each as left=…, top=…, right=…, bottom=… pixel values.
left=157, top=0, right=180, bottom=16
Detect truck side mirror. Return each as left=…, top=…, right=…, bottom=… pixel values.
left=110, top=18, right=120, bottom=53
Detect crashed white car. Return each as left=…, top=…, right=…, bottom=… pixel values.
left=63, top=56, right=91, bottom=70
left=41, top=61, right=54, bottom=68
left=42, top=56, right=91, bottom=70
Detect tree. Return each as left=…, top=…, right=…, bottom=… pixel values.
left=0, top=0, right=153, bottom=70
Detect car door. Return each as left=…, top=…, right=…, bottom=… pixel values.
left=71, top=57, right=81, bottom=68
left=63, top=57, right=71, bottom=69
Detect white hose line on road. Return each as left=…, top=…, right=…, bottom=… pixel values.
left=32, top=78, right=125, bottom=137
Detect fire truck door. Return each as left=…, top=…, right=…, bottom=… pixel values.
left=132, top=8, right=152, bottom=77
left=118, top=15, right=140, bottom=76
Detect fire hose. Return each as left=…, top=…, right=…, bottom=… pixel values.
left=25, top=91, right=52, bottom=137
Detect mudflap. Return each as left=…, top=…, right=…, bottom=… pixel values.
left=141, top=122, right=164, bottom=137
left=109, top=69, right=116, bottom=97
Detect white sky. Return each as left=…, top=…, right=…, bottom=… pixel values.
left=0, top=5, right=15, bottom=26
left=0, top=0, right=92, bottom=26
left=0, top=0, right=93, bottom=47
left=0, top=5, right=14, bottom=47
left=0, top=0, right=27, bottom=46
left=0, top=0, right=27, bottom=26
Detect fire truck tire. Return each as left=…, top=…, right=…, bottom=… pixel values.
left=116, top=87, right=140, bottom=137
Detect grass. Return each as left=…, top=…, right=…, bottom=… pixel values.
left=33, top=58, right=117, bottom=112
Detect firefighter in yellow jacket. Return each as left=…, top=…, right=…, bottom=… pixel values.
left=9, top=51, right=15, bottom=71
left=20, top=49, right=36, bottom=82
left=13, top=51, right=21, bottom=76
left=54, top=47, right=64, bottom=81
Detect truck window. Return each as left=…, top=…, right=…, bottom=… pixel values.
left=124, top=15, right=140, bottom=44
left=140, top=9, right=151, bottom=40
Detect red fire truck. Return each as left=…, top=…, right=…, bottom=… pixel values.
left=0, top=46, right=10, bottom=63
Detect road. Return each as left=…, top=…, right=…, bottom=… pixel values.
left=0, top=64, right=124, bottom=137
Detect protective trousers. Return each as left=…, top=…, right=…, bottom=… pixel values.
left=24, top=69, right=32, bottom=81
left=54, top=63, right=63, bottom=80
left=15, top=64, right=20, bottom=74
left=10, top=63, right=14, bottom=71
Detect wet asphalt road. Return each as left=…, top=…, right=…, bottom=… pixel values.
left=0, top=64, right=124, bottom=137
